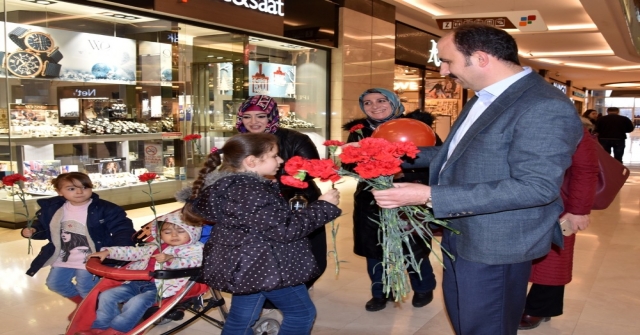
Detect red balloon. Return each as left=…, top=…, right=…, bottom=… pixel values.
left=371, top=118, right=436, bottom=146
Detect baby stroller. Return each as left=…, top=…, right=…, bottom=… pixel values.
left=65, top=257, right=227, bottom=335
left=65, top=216, right=281, bottom=335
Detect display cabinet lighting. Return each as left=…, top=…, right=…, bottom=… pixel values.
left=100, top=12, right=139, bottom=20
left=280, top=44, right=305, bottom=49
left=22, top=0, right=57, bottom=4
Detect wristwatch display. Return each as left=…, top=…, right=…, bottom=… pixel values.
left=9, top=27, right=63, bottom=60
left=0, top=51, right=62, bottom=78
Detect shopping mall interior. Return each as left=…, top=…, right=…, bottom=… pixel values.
left=2, top=0, right=640, bottom=334
left=1, top=137, right=640, bottom=335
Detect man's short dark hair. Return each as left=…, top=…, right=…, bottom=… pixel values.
left=607, top=107, right=620, bottom=113
left=453, top=23, right=520, bottom=66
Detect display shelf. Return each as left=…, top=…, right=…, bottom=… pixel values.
left=0, top=179, right=181, bottom=228
left=0, top=133, right=162, bottom=146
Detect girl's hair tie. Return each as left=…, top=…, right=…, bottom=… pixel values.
left=210, top=147, right=220, bottom=154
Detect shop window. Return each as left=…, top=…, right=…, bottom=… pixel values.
left=0, top=0, right=329, bottom=225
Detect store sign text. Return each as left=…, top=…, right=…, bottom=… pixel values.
left=428, top=39, right=441, bottom=67
left=394, top=81, right=419, bottom=92
left=572, top=90, right=585, bottom=98
left=223, top=0, right=285, bottom=16
left=552, top=82, right=567, bottom=94
left=74, top=89, right=97, bottom=97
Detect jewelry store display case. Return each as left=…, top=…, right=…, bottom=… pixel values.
left=0, top=133, right=182, bottom=228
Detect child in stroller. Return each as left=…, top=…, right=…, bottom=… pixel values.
left=74, top=212, right=203, bottom=335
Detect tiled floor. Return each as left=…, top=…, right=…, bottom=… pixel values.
left=2, top=130, right=640, bottom=335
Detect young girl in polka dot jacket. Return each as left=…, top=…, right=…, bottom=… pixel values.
left=178, top=133, right=341, bottom=335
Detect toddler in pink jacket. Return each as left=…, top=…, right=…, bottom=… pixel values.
left=80, top=212, right=202, bottom=335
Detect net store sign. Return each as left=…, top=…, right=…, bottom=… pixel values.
left=222, top=0, right=284, bottom=16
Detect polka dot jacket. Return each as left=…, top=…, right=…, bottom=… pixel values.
left=190, top=171, right=341, bottom=294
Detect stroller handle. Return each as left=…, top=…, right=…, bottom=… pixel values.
left=86, top=257, right=152, bottom=281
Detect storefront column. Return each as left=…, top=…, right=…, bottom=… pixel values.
left=330, top=1, right=396, bottom=141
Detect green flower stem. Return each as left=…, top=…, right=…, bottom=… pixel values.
left=12, top=182, right=34, bottom=254
left=143, top=180, right=164, bottom=306
left=145, top=181, right=157, bottom=221
left=336, top=170, right=459, bottom=301
left=328, top=219, right=340, bottom=275
left=326, top=147, right=343, bottom=275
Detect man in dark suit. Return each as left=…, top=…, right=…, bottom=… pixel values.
left=372, top=24, right=583, bottom=335
left=595, top=106, right=634, bottom=162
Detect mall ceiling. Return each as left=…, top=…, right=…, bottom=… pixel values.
left=389, top=0, right=640, bottom=91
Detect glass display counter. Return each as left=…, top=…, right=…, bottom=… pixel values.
left=0, top=133, right=183, bottom=228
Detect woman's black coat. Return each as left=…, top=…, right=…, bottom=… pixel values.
left=343, top=116, right=442, bottom=260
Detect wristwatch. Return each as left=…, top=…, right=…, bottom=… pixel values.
left=0, top=51, right=62, bottom=78
left=9, top=27, right=64, bottom=63
left=425, top=195, right=433, bottom=208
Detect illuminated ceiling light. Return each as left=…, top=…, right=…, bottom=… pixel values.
left=547, top=23, right=598, bottom=31
left=529, top=58, right=563, bottom=64
left=609, top=65, right=640, bottom=71
left=563, top=62, right=605, bottom=69
left=403, top=0, right=447, bottom=16
left=522, top=50, right=614, bottom=58
left=601, top=82, right=640, bottom=87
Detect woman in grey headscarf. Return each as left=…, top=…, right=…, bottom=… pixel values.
left=342, top=88, right=437, bottom=312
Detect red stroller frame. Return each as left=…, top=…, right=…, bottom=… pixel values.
left=66, top=258, right=228, bottom=335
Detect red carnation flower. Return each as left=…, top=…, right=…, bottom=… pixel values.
left=393, top=141, right=420, bottom=159
left=306, top=159, right=340, bottom=183
left=183, top=134, right=202, bottom=141
left=349, top=124, right=364, bottom=133
left=284, top=156, right=310, bottom=176
left=138, top=172, right=158, bottom=183
left=323, top=140, right=345, bottom=147
left=354, top=159, right=402, bottom=179
left=2, top=174, right=27, bottom=187
left=281, top=175, right=308, bottom=189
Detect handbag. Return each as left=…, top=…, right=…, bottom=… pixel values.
left=591, top=143, right=630, bottom=210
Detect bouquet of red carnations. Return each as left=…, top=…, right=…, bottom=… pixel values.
left=282, top=137, right=457, bottom=300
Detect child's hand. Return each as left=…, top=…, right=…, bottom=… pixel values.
left=153, top=253, right=174, bottom=264
left=319, top=188, right=340, bottom=206
left=21, top=227, right=36, bottom=238
left=89, top=250, right=110, bottom=262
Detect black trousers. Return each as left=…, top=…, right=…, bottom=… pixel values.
left=599, top=138, right=626, bottom=162
left=524, top=283, right=565, bottom=317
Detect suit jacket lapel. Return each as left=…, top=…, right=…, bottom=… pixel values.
left=439, top=72, right=539, bottom=176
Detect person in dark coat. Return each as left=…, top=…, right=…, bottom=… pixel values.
left=342, top=88, right=438, bottom=312
left=178, top=133, right=341, bottom=334
left=595, top=107, right=634, bottom=162
left=519, top=127, right=599, bottom=330
left=21, top=172, right=135, bottom=320
left=235, top=95, right=327, bottom=288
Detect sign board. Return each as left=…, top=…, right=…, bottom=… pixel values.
left=552, top=81, right=567, bottom=94
left=435, top=10, right=547, bottom=32
left=222, top=0, right=285, bottom=16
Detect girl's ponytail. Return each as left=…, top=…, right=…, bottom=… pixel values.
left=181, top=149, right=222, bottom=225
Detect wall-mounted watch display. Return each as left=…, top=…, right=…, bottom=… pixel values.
left=9, top=27, right=64, bottom=63
left=0, top=51, right=61, bottom=79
